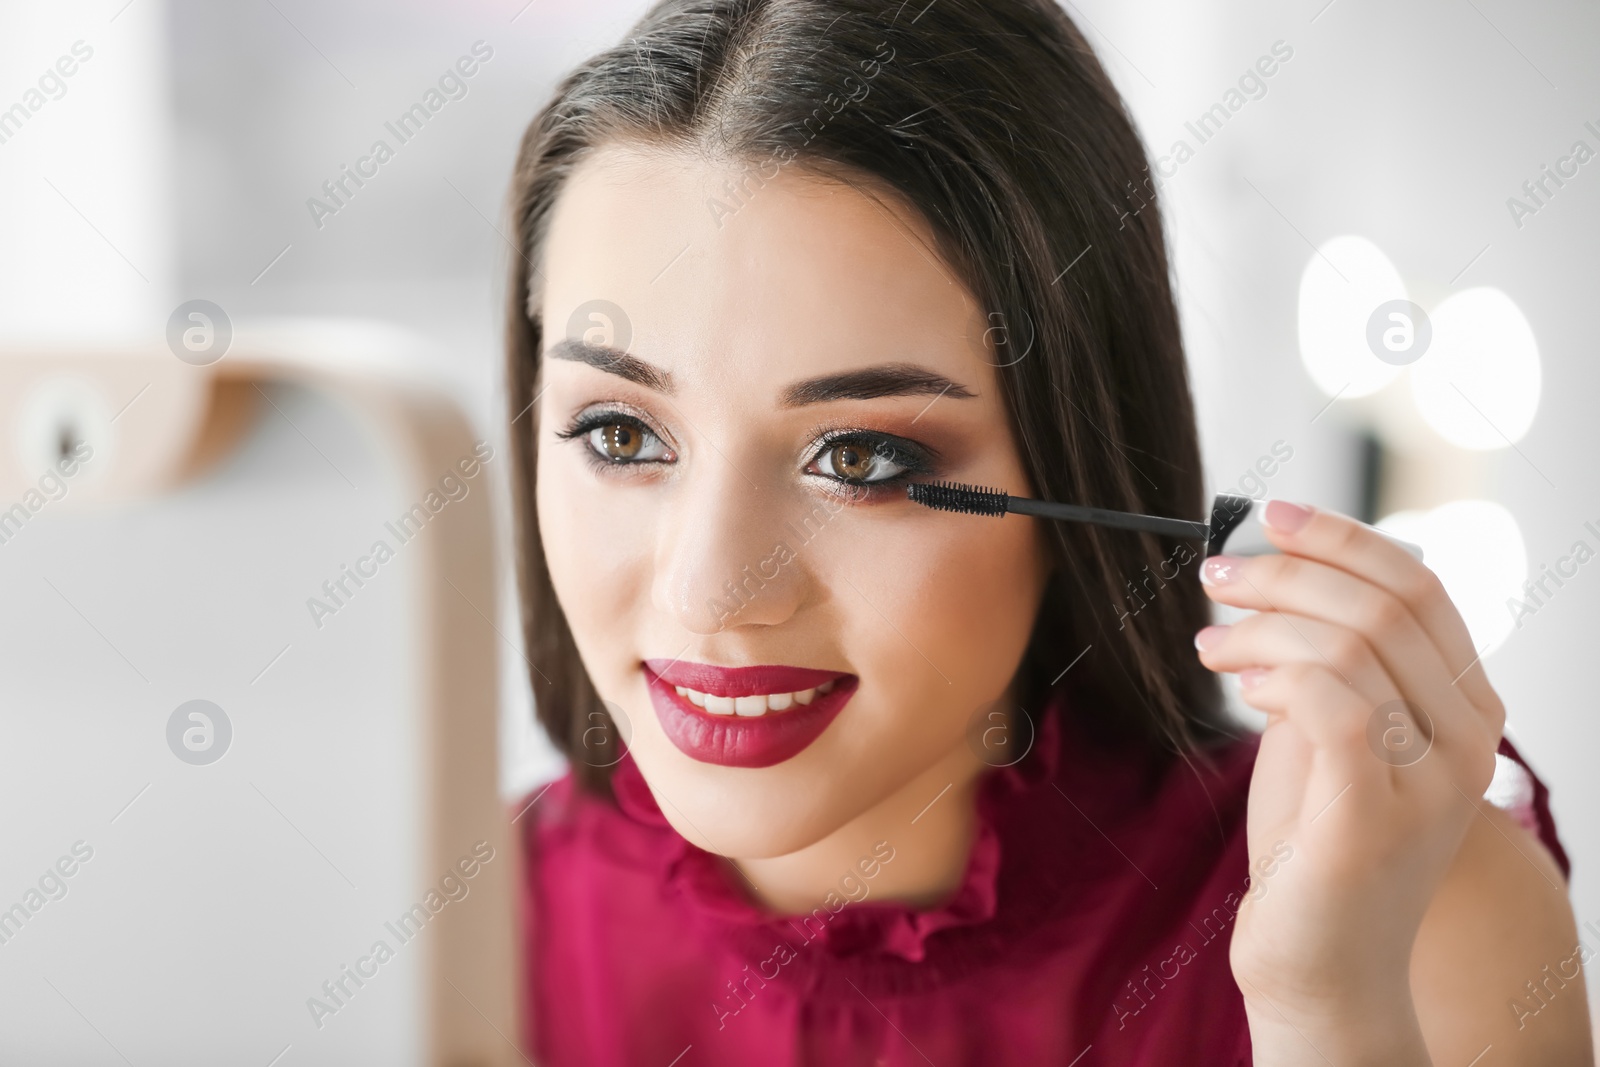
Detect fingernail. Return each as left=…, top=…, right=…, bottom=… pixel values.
left=1194, top=625, right=1229, bottom=652
left=1262, top=500, right=1313, bottom=533
left=1201, top=556, right=1242, bottom=586
left=1239, top=667, right=1270, bottom=689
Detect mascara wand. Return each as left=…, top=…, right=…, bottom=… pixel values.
left=905, top=480, right=1211, bottom=539
left=905, top=481, right=1420, bottom=560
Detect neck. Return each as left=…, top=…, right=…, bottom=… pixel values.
left=732, top=737, right=998, bottom=916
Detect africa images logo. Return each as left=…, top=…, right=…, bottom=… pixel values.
left=305, top=441, right=494, bottom=630
left=305, top=842, right=496, bottom=1030
left=166, top=700, right=233, bottom=766
left=305, top=42, right=494, bottom=230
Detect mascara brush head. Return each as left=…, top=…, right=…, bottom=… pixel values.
left=905, top=480, right=1009, bottom=517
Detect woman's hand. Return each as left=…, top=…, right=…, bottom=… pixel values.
left=1194, top=500, right=1505, bottom=1065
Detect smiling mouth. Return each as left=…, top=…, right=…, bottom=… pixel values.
left=671, top=678, right=838, bottom=717
left=640, top=659, right=857, bottom=767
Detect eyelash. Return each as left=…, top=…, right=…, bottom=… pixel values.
left=553, top=408, right=938, bottom=500
left=804, top=427, right=937, bottom=498
left=554, top=408, right=672, bottom=471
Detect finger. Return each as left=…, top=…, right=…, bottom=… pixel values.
left=1238, top=662, right=1392, bottom=788
left=1196, top=612, right=1403, bottom=713
left=1253, top=500, right=1502, bottom=724
left=1199, top=552, right=1488, bottom=741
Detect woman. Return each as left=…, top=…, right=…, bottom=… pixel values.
left=502, top=0, right=1591, bottom=1062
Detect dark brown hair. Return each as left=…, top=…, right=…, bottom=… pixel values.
left=505, top=0, right=1233, bottom=798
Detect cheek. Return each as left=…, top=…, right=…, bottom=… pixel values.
left=904, top=518, right=1045, bottom=680
left=535, top=449, right=654, bottom=682
left=819, top=504, right=1047, bottom=732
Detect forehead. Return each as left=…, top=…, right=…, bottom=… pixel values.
left=537, top=141, right=987, bottom=389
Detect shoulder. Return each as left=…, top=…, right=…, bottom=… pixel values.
left=512, top=763, right=680, bottom=886
left=513, top=768, right=579, bottom=837
left=512, top=768, right=607, bottom=881
left=513, top=766, right=614, bottom=850
left=1410, top=789, right=1594, bottom=1063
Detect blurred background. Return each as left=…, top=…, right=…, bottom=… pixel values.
left=1, top=0, right=1595, bottom=1061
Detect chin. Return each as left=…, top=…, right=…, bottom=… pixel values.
left=688, top=810, right=837, bottom=860
left=638, top=748, right=865, bottom=859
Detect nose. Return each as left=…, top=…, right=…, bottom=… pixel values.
left=652, top=463, right=815, bottom=635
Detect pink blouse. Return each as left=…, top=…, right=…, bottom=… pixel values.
left=516, top=687, right=1570, bottom=1066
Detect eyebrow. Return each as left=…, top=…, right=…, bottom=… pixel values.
left=779, top=362, right=976, bottom=407
left=548, top=338, right=675, bottom=394
left=546, top=339, right=976, bottom=407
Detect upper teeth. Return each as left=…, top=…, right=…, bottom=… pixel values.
left=675, top=678, right=835, bottom=717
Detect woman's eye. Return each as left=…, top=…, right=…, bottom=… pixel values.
left=812, top=437, right=911, bottom=484
left=561, top=415, right=674, bottom=465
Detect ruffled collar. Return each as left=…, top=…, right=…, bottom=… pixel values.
left=608, top=689, right=1065, bottom=964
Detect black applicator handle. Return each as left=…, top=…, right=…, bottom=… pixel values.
left=903, top=481, right=1421, bottom=561
left=1004, top=495, right=1211, bottom=541
left=1014, top=491, right=1421, bottom=560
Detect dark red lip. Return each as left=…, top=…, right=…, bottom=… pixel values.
left=641, top=660, right=857, bottom=768
left=642, top=659, right=851, bottom=697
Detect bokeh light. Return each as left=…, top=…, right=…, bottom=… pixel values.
left=1297, top=235, right=1407, bottom=399
left=1410, top=287, right=1541, bottom=450
left=1376, top=499, right=1528, bottom=658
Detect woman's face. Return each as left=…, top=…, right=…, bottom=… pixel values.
left=534, top=141, right=1051, bottom=858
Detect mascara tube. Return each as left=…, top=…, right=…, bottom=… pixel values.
left=1217, top=497, right=1423, bottom=561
